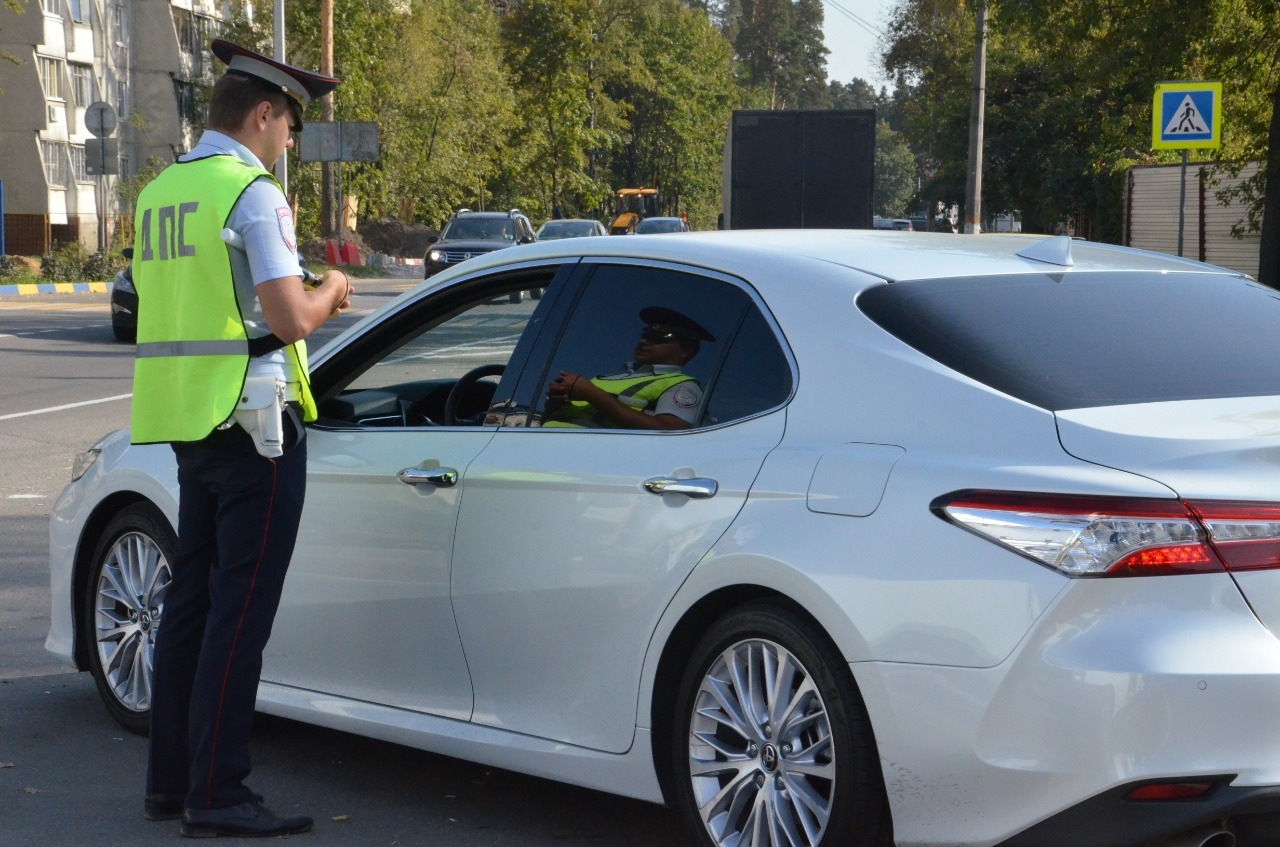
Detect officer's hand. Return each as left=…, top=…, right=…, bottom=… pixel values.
left=326, top=270, right=352, bottom=315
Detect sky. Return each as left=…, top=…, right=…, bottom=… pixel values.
left=820, top=0, right=897, bottom=89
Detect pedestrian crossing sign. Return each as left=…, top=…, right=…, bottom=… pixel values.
left=1153, top=81, right=1222, bottom=149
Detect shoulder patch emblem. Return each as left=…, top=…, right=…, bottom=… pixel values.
left=673, top=384, right=699, bottom=408
left=276, top=207, right=297, bottom=253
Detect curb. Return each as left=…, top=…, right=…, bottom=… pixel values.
left=0, top=281, right=111, bottom=297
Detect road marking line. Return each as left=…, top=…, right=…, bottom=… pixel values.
left=7, top=494, right=46, bottom=500
left=0, top=393, right=132, bottom=421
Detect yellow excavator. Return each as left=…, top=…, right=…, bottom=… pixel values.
left=608, top=187, right=660, bottom=234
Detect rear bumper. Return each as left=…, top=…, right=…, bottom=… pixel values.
left=999, top=781, right=1280, bottom=847
left=855, top=574, right=1280, bottom=847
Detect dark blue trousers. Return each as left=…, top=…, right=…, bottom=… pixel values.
left=147, top=413, right=306, bottom=810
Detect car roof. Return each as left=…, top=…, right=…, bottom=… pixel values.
left=423, top=230, right=1245, bottom=289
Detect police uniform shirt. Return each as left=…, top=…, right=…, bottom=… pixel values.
left=180, top=130, right=304, bottom=383
left=599, top=363, right=703, bottom=425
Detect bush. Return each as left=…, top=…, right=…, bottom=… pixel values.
left=0, top=255, right=23, bottom=280
left=39, top=242, right=121, bottom=282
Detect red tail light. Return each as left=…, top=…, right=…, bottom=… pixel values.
left=934, top=490, right=1280, bottom=577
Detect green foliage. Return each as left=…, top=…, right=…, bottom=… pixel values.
left=40, top=242, right=120, bottom=282
left=875, top=119, right=917, bottom=218
left=0, top=255, right=32, bottom=280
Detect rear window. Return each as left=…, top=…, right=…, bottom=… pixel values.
left=858, top=272, right=1280, bottom=411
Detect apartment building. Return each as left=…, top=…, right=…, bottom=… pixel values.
left=0, top=0, right=224, bottom=255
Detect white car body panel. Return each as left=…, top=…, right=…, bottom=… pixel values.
left=263, top=426, right=496, bottom=720
left=453, top=412, right=785, bottom=753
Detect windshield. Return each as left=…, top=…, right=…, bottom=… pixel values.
left=636, top=218, right=685, bottom=234
left=443, top=217, right=516, bottom=242
left=859, top=272, right=1280, bottom=411
left=538, top=221, right=598, bottom=240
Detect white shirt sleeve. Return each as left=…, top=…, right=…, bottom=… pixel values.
left=227, top=178, right=304, bottom=286
left=652, top=379, right=703, bottom=424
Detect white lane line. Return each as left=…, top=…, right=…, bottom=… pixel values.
left=0, top=393, right=132, bottom=421
left=8, top=494, right=46, bottom=500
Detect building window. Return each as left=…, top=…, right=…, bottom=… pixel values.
left=41, top=140, right=70, bottom=188
left=112, top=3, right=125, bottom=43
left=173, top=80, right=199, bottom=126
left=68, top=0, right=87, bottom=22
left=172, top=7, right=197, bottom=54
left=70, top=64, right=94, bottom=107
left=116, top=80, right=127, bottom=118
left=41, top=0, right=61, bottom=17
left=38, top=56, right=65, bottom=101
left=70, top=145, right=91, bottom=183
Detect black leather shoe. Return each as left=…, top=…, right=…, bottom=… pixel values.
left=147, top=791, right=263, bottom=822
left=144, top=793, right=183, bottom=821
left=180, top=800, right=309, bottom=838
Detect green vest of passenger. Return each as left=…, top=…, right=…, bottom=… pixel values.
left=543, top=371, right=696, bottom=428
left=130, top=155, right=316, bottom=445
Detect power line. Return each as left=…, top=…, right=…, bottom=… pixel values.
left=822, top=0, right=885, bottom=39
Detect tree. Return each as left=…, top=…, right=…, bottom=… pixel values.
left=609, top=0, right=736, bottom=227
left=731, top=0, right=830, bottom=109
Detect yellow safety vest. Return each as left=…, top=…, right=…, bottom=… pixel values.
left=130, top=154, right=316, bottom=444
left=543, top=371, right=696, bottom=428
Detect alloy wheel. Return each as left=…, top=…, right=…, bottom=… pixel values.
left=687, top=637, right=835, bottom=847
left=92, top=529, right=170, bottom=715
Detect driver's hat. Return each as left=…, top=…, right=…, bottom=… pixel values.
left=211, top=39, right=340, bottom=119
left=639, top=306, right=715, bottom=343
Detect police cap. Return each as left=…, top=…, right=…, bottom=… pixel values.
left=639, top=306, right=715, bottom=343
left=211, top=39, right=340, bottom=116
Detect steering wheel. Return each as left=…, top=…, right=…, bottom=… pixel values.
left=444, top=364, right=506, bottom=426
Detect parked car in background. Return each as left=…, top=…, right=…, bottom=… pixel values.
left=424, top=209, right=536, bottom=281
left=891, top=218, right=914, bottom=231
left=50, top=230, right=1280, bottom=847
left=633, top=216, right=690, bottom=234
left=536, top=218, right=607, bottom=240
left=109, top=247, right=136, bottom=342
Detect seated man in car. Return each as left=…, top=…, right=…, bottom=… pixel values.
left=542, top=307, right=713, bottom=430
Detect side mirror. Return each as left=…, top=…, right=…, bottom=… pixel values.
left=428, top=235, right=438, bottom=244
left=122, top=246, right=134, bottom=260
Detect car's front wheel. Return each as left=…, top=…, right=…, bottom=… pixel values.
left=81, top=502, right=174, bottom=734
left=671, top=601, right=890, bottom=847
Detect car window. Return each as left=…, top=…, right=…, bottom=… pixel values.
left=526, top=263, right=788, bottom=430
left=314, top=272, right=558, bottom=428
left=858, top=272, right=1280, bottom=410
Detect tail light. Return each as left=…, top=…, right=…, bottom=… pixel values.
left=935, top=490, right=1280, bottom=577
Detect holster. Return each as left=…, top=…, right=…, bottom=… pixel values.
left=232, top=375, right=287, bottom=458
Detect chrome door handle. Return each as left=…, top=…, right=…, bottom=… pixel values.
left=398, top=467, right=459, bottom=488
left=643, top=476, right=718, bottom=499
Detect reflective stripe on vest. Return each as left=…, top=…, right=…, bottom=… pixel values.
left=543, top=371, right=695, bottom=428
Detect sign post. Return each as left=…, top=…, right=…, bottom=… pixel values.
left=84, top=101, right=119, bottom=253
left=297, top=122, right=380, bottom=249
left=1152, top=81, right=1222, bottom=257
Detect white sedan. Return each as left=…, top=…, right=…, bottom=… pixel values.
left=49, top=230, right=1280, bottom=847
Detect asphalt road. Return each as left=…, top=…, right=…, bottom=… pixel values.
left=0, top=280, right=688, bottom=846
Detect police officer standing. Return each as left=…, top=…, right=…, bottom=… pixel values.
left=130, top=40, right=350, bottom=838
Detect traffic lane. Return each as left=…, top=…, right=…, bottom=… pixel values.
left=0, top=673, right=687, bottom=847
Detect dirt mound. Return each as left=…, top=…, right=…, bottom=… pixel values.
left=359, top=218, right=438, bottom=258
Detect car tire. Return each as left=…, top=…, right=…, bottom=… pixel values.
left=81, top=502, right=175, bottom=734
left=670, top=601, right=891, bottom=847
left=111, top=317, right=135, bottom=343
left=508, top=291, right=524, bottom=304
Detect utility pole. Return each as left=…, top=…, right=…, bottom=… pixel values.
left=320, top=0, right=336, bottom=239
left=274, top=0, right=287, bottom=191
left=963, top=0, right=988, bottom=234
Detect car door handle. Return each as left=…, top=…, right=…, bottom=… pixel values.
left=398, top=467, right=459, bottom=488
left=642, top=476, right=718, bottom=499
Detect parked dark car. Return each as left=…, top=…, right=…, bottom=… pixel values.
left=424, top=209, right=536, bottom=283
left=110, top=247, right=136, bottom=342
